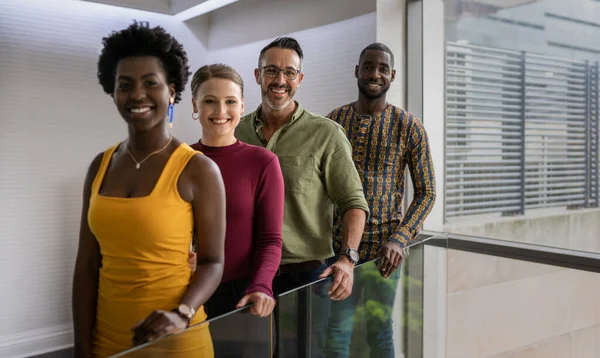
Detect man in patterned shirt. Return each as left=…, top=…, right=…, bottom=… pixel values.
left=325, top=43, right=436, bottom=357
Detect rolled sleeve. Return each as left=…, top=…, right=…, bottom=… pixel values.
left=322, top=126, right=370, bottom=218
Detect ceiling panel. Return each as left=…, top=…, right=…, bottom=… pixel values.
left=80, top=0, right=214, bottom=15
left=171, top=0, right=211, bottom=14
left=80, top=0, right=171, bottom=14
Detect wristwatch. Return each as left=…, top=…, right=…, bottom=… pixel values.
left=341, top=248, right=360, bottom=265
left=172, top=304, right=196, bottom=323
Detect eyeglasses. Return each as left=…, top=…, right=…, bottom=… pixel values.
left=259, top=66, right=301, bottom=80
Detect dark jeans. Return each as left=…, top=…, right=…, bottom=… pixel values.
left=204, top=277, right=250, bottom=319
left=273, top=263, right=331, bottom=358
left=325, top=258, right=401, bottom=358
left=272, top=262, right=328, bottom=295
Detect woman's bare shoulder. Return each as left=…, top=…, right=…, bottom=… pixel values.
left=178, top=150, right=223, bottom=202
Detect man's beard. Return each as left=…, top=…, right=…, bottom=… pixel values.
left=358, top=80, right=389, bottom=100
left=262, top=83, right=295, bottom=111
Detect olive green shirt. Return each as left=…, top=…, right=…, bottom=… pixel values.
left=235, top=102, right=370, bottom=265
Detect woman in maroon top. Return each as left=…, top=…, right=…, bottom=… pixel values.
left=189, top=64, right=284, bottom=318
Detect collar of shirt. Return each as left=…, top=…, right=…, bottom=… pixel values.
left=348, top=102, right=394, bottom=119
left=252, top=101, right=305, bottom=144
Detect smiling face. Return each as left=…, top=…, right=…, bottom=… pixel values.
left=192, top=77, right=244, bottom=144
left=255, top=48, right=303, bottom=111
left=355, top=49, right=395, bottom=100
left=113, top=56, right=175, bottom=132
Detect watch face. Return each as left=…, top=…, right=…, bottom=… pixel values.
left=178, top=304, right=192, bottom=317
left=348, top=249, right=360, bottom=262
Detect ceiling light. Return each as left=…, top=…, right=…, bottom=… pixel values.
left=174, top=0, right=240, bottom=21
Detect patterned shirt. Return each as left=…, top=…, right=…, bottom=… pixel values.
left=327, top=103, right=436, bottom=260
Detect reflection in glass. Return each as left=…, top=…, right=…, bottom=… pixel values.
left=109, top=320, right=212, bottom=358
left=443, top=0, right=600, bottom=256
left=276, top=277, right=333, bottom=358
left=445, top=248, right=600, bottom=358
left=327, top=260, right=400, bottom=358
left=276, top=241, right=428, bottom=358
left=109, top=307, right=272, bottom=358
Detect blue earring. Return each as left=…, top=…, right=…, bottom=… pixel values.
left=168, top=97, right=175, bottom=128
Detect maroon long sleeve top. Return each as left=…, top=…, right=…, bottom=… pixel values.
left=191, top=140, right=284, bottom=298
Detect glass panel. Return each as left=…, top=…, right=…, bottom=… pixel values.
left=109, top=307, right=273, bottom=358
left=445, top=248, right=600, bottom=358
left=276, top=234, right=447, bottom=358
left=443, top=0, right=600, bottom=254
left=210, top=308, right=272, bottom=358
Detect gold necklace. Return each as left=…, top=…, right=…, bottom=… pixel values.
left=125, top=136, right=173, bottom=169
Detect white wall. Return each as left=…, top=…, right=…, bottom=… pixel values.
left=418, top=1, right=448, bottom=357
left=0, top=0, right=380, bottom=356
left=421, top=0, right=445, bottom=232
left=0, top=0, right=208, bottom=356
left=204, top=0, right=377, bottom=115
left=376, top=0, right=406, bottom=108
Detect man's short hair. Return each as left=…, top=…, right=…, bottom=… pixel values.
left=359, top=42, right=394, bottom=68
left=258, top=37, right=304, bottom=69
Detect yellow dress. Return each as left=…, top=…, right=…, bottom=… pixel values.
left=88, top=143, right=213, bottom=357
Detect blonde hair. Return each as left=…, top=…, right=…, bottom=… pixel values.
left=191, top=63, right=244, bottom=99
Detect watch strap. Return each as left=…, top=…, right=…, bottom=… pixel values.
left=341, top=248, right=359, bottom=265
left=172, top=304, right=195, bottom=326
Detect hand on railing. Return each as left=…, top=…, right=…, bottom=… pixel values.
left=131, top=310, right=188, bottom=346
left=318, top=256, right=354, bottom=300
left=236, top=292, right=275, bottom=318
left=377, top=241, right=404, bottom=278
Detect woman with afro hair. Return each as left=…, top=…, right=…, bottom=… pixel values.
left=72, top=22, right=225, bottom=357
